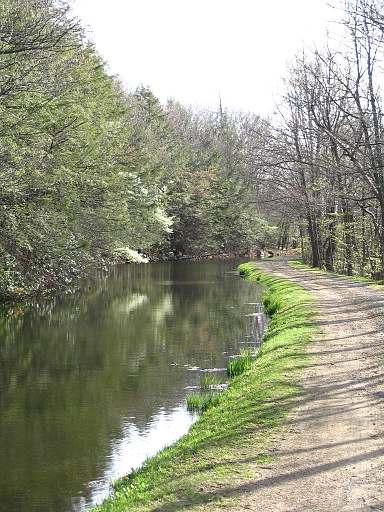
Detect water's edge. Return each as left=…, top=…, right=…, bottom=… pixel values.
left=0, top=260, right=265, bottom=512
left=91, top=263, right=268, bottom=510
left=90, top=262, right=316, bottom=512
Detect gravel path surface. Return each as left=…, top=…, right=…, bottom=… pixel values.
left=220, top=261, right=384, bottom=512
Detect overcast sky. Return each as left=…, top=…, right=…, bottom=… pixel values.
left=70, top=0, right=339, bottom=115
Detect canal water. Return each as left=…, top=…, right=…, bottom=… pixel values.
left=0, top=260, right=265, bottom=512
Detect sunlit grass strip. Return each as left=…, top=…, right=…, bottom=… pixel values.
left=289, top=258, right=384, bottom=287
left=92, top=262, right=317, bottom=512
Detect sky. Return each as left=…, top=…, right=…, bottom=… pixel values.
left=70, top=0, right=338, bottom=116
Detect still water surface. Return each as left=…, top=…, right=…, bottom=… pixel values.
left=0, top=260, right=264, bottom=512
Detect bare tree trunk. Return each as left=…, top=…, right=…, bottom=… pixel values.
left=307, top=213, right=321, bottom=267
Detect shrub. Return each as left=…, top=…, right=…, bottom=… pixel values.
left=113, top=247, right=149, bottom=264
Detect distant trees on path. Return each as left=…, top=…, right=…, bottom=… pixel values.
left=263, top=0, right=384, bottom=277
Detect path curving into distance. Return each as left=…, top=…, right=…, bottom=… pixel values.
left=224, top=260, right=384, bottom=512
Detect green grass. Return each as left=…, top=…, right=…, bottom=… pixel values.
left=289, top=258, right=384, bottom=287
left=186, top=392, right=221, bottom=413
left=92, top=262, right=317, bottom=512
left=188, top=349, right=259, bottom=413
left=186, top=375, right=224, bottom=412
left=227, top=349, right=256, bottom=378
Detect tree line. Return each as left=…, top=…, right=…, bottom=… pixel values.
left=264, top=0, right=384, bottom=277
left=0, top=0, right=275, bottom=300
left=4, top=0, right=384, bottom=302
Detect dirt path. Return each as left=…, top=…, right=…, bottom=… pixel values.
left=219, top=261, right=384, bottom=511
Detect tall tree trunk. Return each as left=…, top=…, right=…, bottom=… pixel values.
left=325, top=202, right=337, bottom=271
left=307, top=213, right=321, bottom=267
left=379, top=204, right=384, bottom=278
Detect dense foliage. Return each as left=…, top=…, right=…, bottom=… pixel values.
left=0, top=0, right=274, bottom=300
left=8, top=0, right=383, bottom=299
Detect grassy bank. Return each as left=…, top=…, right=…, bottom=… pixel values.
left=92, top=262, right=317, bottom=512
left=289, top=259, right=384, bottom=287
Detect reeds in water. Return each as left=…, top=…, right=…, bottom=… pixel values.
left=227, top=349, right=257, bottom=378
left=186, top=350, right=258, bottom=413
left=186, top=373, right=225, bottom=412
left=186, top=392, right=220, bottom=412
